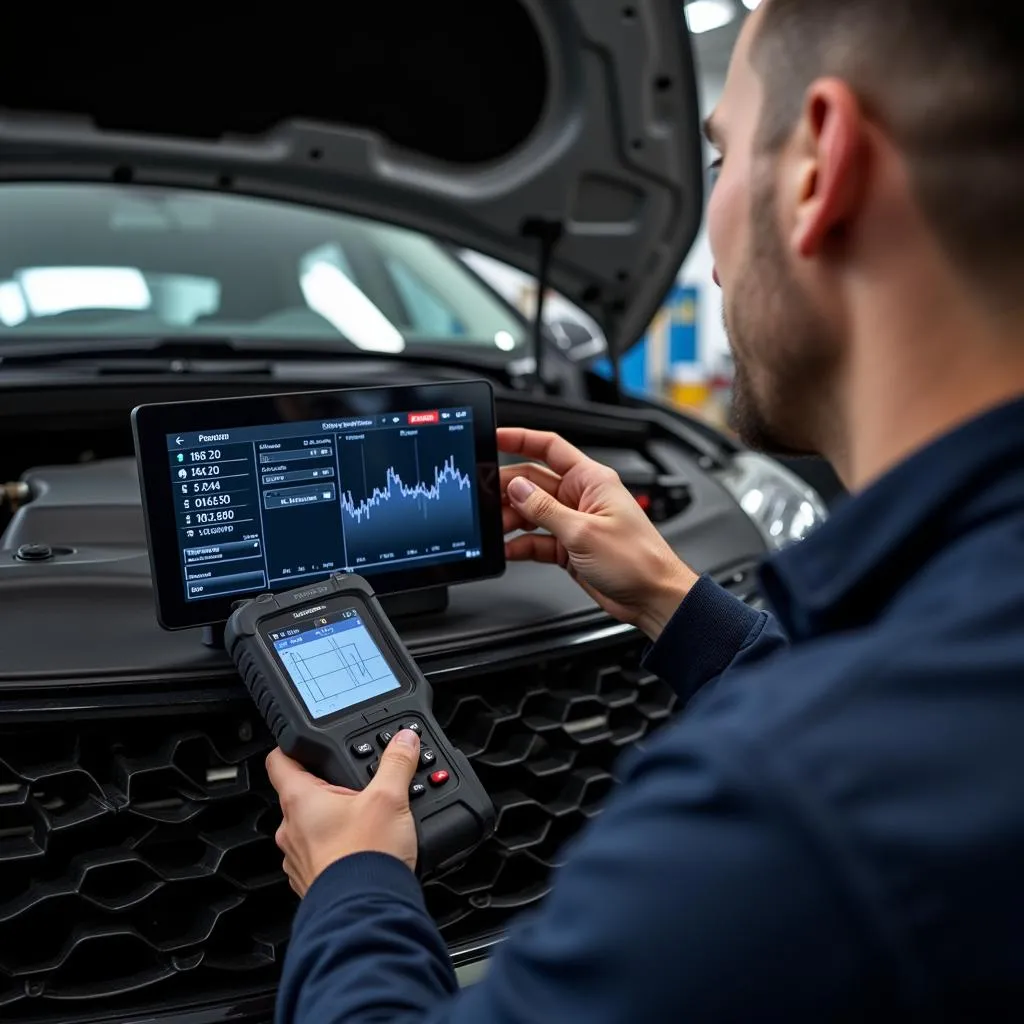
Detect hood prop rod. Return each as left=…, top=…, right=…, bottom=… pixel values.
left=522, top=219, right=563, bottom=394
left=605, top=310, right=623, bottom=402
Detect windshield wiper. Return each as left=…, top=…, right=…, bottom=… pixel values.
left=0, top=336, right=310, bottom=365
left=0, top=335, right=526, bottom=384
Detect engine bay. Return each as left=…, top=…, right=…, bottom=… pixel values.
left=0, top=382, right=765, bottom=684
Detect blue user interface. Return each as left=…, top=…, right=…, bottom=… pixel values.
left=269, top=609, right=402, bottom=719
left=165, top=406, right=481, bottom=603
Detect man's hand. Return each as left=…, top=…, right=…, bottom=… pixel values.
left=499, top=427, right=699, bottom=640
left=266, top=729, right=421, bottom=897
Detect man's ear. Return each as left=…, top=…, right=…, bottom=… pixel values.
left=789, top=78, right=868, bottom=259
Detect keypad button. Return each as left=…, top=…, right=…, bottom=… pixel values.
left=400, top=721, right=422, bottom=735
left=367, top=761, right=379, bottom=779
left=409, top=782, right=427, bottom=800
left=428, top=769, right=449, bottom=787
left=351, top=741, right=374, bottom=759
left=376, top=730, right=394, bottom=748
left=419, top=748, right=437, bottom=769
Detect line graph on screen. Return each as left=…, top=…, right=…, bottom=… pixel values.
left=338, top=429, right=479, bottom=566
left=281, top=631, right=394, bottom=703
left=341, top=457, right=471, bottom=524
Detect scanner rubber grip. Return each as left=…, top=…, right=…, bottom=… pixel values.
left=416, top=802, right=487, bottom=877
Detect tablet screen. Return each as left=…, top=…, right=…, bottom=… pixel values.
left=133, top=381, right=503, bottom=629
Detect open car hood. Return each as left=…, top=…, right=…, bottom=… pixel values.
left=0, top=1, right=704, bottom=359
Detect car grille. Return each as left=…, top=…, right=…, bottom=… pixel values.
left=0, top=708, right=289, bottom=1021
left=424, top=636, right=676, bottom=941
left=0, top=561, right=761, bottom=1021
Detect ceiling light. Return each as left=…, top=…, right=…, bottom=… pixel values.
left=742, top=0, right=762, bottom=9
left=0, top=282, right=27, bottom=326
left=299, top=261, right=405, bottom=353
left=685, top=0, right=735, bottom=34
left=18, top=266, right=151, bottom=316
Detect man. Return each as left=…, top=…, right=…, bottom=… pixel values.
left=267, top=0, right=1024, bottom=1019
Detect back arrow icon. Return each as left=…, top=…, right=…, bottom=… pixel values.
left=175, top=437, right=184, bottom=446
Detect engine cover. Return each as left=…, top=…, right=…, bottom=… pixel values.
left=2, top=457, right=145, bottom=550
left=0, top=453, right=764, bottom=684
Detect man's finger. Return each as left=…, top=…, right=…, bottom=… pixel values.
left=266, top=748, right=355, bottom=797
left=372, top=729, right=420, bottom=796
left=502, top=464, right=560, bottom=535
left=499, top=461, right=562, bottom=501
left=266, top=748, right=314, bottom=801
left=497, top=428, right=589, bottom=476
left=505, top=533, right=561, bottom=565
left=506, top=476, right=587, bottom=544
left=503, top=506, right=525, bottom=533
left=503, top=507, right=547, bottom=534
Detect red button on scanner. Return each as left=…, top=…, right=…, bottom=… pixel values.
left=428, top=769, right=449, bottom=787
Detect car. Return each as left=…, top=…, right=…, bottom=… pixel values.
left=0, top=4, right=830, bottom=1022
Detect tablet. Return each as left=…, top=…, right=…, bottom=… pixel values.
left=132, top=380, right=504, bottom=630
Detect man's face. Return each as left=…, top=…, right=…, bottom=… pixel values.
left=705, top=9, right=838, bottom=457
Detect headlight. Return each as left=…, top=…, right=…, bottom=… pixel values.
left=717, top=452, right=828, bottom=550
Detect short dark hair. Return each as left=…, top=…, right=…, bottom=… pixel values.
left=750, top=0, right=1024, bottom=302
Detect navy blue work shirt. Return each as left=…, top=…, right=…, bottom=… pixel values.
left=277, top=396, right=1024, bottom=1022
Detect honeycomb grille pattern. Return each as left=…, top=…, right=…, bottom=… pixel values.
left=0, top=712, right=288, bottom=1020
left=423, top=637, right=676, bottom=939
left=0, top=625, right=702, bottom=1021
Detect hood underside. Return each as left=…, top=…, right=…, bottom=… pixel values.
left=0, top=1, right=705, bottom=357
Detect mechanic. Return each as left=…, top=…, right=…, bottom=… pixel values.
left=267, top=1, right=1024, bottom=1019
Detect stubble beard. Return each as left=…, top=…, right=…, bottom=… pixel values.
left=723, top=163, right=839, bottom=459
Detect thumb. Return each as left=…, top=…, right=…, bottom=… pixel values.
left=506, top=476, right=584, bottom=541
left=373, top=729, right=420, bottom=795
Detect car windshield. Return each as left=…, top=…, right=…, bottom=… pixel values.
left=0, top=184, right=528, bottom=356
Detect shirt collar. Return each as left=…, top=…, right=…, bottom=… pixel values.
left=759, top=395, right=1024, bottom=640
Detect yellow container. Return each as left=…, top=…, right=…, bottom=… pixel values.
left=669, top=379, right=711, bottom=409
